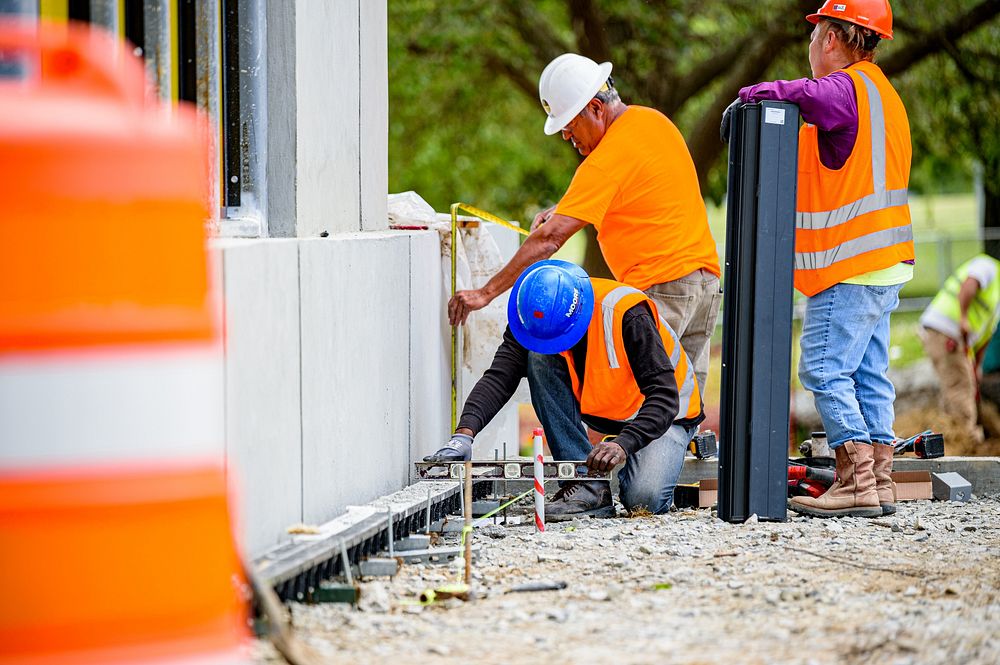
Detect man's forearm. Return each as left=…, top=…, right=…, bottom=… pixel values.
left=480, top=235, right=560, bottom=300
left=958, top=277, right=980, bottom=321
left=457, top=329, right=529, bottom=435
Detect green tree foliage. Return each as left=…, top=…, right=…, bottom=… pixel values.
left=389, top=0, right=1000, bottom=266
left=891, top=3, right=1000, bottom=249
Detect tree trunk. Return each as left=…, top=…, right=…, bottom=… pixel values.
left=581, top=225, right=613, bottom=278
left=984, top=155, right=1000, bottom=260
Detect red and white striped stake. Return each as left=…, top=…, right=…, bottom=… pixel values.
left=533, top=427, right=545, bottom=533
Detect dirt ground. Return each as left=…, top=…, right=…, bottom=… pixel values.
left=252, top=496, right=1000, bottom=665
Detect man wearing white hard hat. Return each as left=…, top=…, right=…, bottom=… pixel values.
left=449, top=53, right=721, bottom=399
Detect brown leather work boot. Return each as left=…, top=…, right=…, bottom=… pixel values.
left=873, top=442, right=897, bottom=516
left=789, top=441, right=881, bottom=518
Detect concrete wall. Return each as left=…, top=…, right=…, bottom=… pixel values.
left=218, top=1, right=517, bottom=556
left=218, top=232, right=454, bottom=554
left=220, top=240, right=302, bottom=552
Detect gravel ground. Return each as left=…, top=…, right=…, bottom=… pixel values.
left=253, top=495, right=1000, bottom=665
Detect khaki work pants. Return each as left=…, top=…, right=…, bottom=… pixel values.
left=644, top=269, right=722, bottom=395
left=920, top=327, right=984, bottom=445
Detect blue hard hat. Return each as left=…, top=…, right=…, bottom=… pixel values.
left=508, top=259, right=594, bottom=354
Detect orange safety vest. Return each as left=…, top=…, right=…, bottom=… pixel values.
left=560, top=278, right=702, bottom=423
left=794, top=60, right=914, bottom=296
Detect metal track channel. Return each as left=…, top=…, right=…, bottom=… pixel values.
left=253, top=480, right=494, bottom=602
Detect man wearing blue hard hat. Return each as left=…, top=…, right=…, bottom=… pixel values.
left=427, top=260, right=705, bottom=518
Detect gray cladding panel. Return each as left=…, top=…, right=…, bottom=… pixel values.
left=408, top=232, right=450, bottom=470
left=221, top=240, right=304, bottom=554
left=299, top=235, right=410, bottom=523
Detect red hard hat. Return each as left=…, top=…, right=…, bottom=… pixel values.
left=806, top=0, right=893, bottom=40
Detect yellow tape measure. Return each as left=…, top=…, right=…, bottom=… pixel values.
left=451, top=202, right=529, bottom=237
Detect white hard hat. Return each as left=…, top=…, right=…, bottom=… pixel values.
left=538, top=53, right=613, bottom=136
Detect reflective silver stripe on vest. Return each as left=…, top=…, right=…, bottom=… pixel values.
left=797, top=188, right=908, bottom=231
left=794, top=70, right=909, bottom=235
left=795, top=225, right=913, bottom=271
left=601, top=286, right=640, bottom=369
left=676, top=352, right=697, bottom=418
left=863, top=71, right=887, bottom=195
left=661, top=316, right=681, bottom=368
left=601, top=287, right=698, bottom=418
left=659, top=314, right=696, bottom=419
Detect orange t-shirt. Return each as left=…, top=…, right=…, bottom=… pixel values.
left=555, top=106, right=720, bottom=290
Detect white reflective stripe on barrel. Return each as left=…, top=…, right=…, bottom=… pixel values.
left=0, top=344, right=224, bottom=467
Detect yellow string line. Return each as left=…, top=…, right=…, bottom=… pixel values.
left=459, top=488, right=533, bottom=547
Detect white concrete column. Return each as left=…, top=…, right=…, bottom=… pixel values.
left=360, top=0, right=388, bottom=232
left=295, top=0, right=360, bottom=236
left=266, top=0, right=387, bottom=238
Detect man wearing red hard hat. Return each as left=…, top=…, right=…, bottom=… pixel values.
left=728, top=0, right=913, bottom=519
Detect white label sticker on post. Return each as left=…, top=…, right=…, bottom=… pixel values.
left=764, top=108, right=786, bottom=125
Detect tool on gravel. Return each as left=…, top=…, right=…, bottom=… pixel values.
left=893, top=430, right=945, bottom=458
left=689, top=430, right=718, bottom=458
left=418, top=583, right=470, bottom=604
left=509, top=581, right=567, bottom=593
left=787, top=458, right=837, bottom=498
left=787, top=464, right=836, bottom=484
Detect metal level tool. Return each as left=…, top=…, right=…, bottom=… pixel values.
left=414, top=459, right=611, bottom=482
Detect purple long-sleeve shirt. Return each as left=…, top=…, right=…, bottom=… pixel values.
left=739, top=72, right=857, bottom=170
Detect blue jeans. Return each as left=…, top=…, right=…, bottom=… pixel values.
left=798, top=283, right=902, bottom=449
left=526, top=352, right=693, bottom=513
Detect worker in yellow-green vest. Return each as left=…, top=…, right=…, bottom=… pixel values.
left=920, top=254, right=1000, bottom=445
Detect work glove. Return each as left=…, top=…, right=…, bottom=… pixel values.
left=586, top=436, right=627, bottom=473
left=720, top=98, right=741, bottom=144
left=423, top=433, right=473, bottom=462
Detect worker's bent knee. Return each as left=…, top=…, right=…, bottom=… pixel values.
left=620, top=485, right=672, bottom=515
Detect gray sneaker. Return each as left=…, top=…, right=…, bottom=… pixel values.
left=546, top=481, right=614, bottom=521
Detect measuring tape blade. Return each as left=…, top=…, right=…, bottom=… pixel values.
left=453, top=202, right=529, bottom=237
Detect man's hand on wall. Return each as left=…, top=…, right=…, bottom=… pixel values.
left=448, top=289, right=491, bottom=326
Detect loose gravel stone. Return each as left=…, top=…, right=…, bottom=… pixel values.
left=253, top=495, right=1000, bottom=665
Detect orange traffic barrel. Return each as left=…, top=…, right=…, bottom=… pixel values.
left=0, top=21, right=249, bottom=665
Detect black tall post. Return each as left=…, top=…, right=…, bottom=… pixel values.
left=221, top=0, right=241, bottom=208
left=718, top=101, right=799, bottom=523
left=176, top=0, right=197, bottom=104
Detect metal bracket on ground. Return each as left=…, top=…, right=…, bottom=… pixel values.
left=396, top=544, right=481, bottom=565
